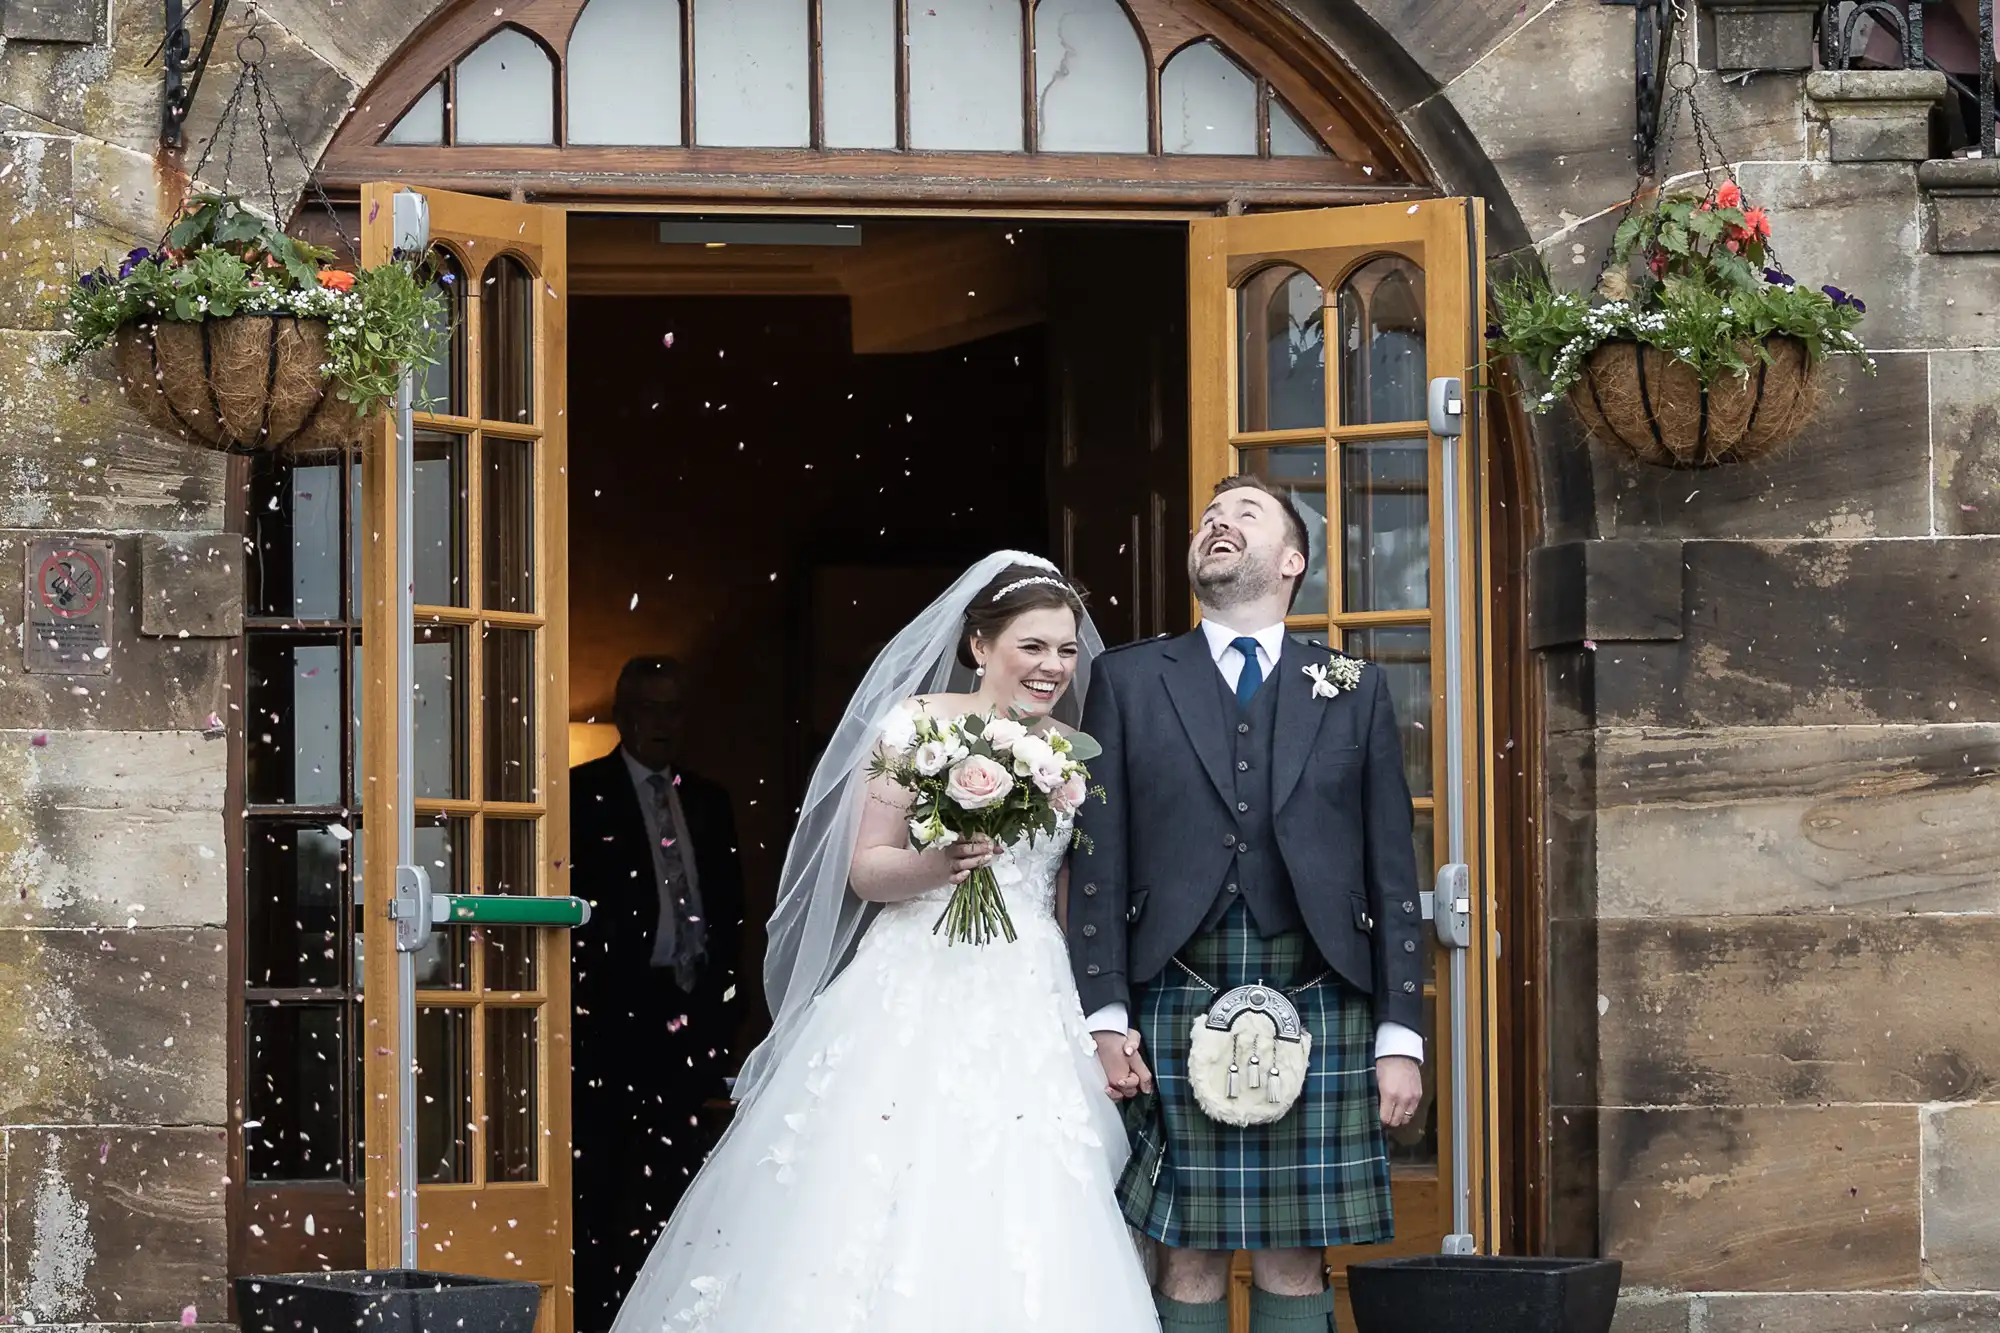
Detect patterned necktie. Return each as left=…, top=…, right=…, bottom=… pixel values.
left=645, top=772, right=706, bottom=989
left=1231, top=635, right=1264, bottom=706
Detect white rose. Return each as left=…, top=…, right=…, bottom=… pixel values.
left=981, top=717, right=1028, bottom=753
left=913, top=738, right=964, bottom=777
left=879, top=705, right=919, bottom=757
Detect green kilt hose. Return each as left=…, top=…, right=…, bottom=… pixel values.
left=1117, top=900, right=1393, bottom=1251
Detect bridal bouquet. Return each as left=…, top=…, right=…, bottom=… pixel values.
left=873, top=706, right=1102, bottom=945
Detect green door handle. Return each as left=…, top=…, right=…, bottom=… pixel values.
left=433, top=894, right=593, bottom=929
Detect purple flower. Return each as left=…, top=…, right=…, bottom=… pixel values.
left=117, top=247, right=153, bottom=278
left=1485, top=323, right=1503, bottom=341
left=1850, top=295, right=1866, bottom=313
left=1763, top=268, right=1795, bottom=287
left=1820, top=284, right=1866, bottom=313
left=78, top=271, right=99, bottom=291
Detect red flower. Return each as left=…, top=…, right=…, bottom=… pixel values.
left=317, top=269, right=356, bottom=293
left=1743, top=206, right=1771, bottom=239
left=1714, top=181, right=1742, bottom=208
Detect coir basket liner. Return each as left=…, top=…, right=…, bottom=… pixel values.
left=114, top=316, right=369, bottom=459
left=1567, top=334, right=1819, bottom=468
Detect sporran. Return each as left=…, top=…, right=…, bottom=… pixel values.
left=1180, top=968, right=1319, bottom=1127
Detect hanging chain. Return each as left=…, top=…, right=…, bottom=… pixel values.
left=169, top=24, right=353, bottom=259
left=1592, top=29, right=1761, bottom=289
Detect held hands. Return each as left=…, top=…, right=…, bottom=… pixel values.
left=1094, top=1029, right=1154, bottom=1100
left=923, top=836, right=998, bottom=885
left=1376, top=1055, right=1422, bottom=1129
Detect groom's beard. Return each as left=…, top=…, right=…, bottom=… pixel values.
left=1189, top=550, right=1280, bottom=610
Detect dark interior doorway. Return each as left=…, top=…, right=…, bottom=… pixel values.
left=564, top=217, right=1191, bottom=1052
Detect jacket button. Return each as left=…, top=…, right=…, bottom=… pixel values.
left=1362, top=914, right=1374, bottom=930
left=1237, top=801, right=1249, bottom=813
left=1083, top=883, right=1098, bottom=896
left=1237, top=722, right=1251, bottom=734
left=1226, top=883, right=1239, bottom=894
left=1082, top=924, right=1097, bottom=937
left=1402, top=980, right=1416, bottom=993
left=1403, top=901, right=1416, bottom=914
left=1403, top=940, right=1417, bottom=953
left=1223, top=834, right=1236, bottom=848
left=1126, top=905, right=1142, bottom=923
left=1237, top=760, right=1249, bottom=772
left=1087, top=964, right=1101, bottom=976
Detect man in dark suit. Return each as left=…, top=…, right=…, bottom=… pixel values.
left=1070, top=476, right=1426, bottom=1333
left=570, top=656, right=744, bottom=1332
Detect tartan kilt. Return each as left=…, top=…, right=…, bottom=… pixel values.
left=1117, top=900, right=1394, bottom=1251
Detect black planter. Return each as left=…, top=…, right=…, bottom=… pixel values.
left=1347, top=1255, right=1622, bottom=1333
left=234, top=1270, right=541, bottom=1333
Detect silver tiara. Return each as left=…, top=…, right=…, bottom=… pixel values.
left=991, top=575, right=1070, bottom=602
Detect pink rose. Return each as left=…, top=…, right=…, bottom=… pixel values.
left=944, top=754, right=1014, bottom=811
left=1050, top=771, right=1088, bottom=815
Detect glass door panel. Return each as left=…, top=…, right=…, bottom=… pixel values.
left=1189, top=199, right=1493, bottom=1330
left=360, top=184, right=570, bottom=1331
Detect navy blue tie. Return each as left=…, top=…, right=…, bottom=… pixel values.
left=1231, top=636, right=1264, bottom=706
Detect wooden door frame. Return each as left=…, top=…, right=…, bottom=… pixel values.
left=357, top=185, right=572, bottom=1327
left=318, top=191, right=1542, bottom=1332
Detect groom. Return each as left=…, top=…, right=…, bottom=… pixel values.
left=1069, top=475, right=1425, bottom=1333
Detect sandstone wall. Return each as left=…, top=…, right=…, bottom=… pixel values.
left=0, top=0, right=1993, bottom=1327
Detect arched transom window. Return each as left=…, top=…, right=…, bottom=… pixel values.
left=321, top=0, right=1427, bottom=204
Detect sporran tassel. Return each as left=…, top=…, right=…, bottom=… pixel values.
left=1227, top=1031, right=1242, bottom=1099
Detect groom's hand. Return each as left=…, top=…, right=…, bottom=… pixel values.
left=1377, top=1056, right=1422, bottom=1129
left=1093, top=1029, right=1154, bottom=1100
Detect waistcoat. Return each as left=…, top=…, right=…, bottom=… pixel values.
left=1198, top=663, right=1303, bottom=936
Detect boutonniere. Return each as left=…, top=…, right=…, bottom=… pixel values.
left=1302, top=656, right=1365, bottom=700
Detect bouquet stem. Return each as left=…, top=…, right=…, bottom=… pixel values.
left=933, top=864, right=1018, bottom=946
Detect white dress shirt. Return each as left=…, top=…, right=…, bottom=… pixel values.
left=1083, top=619, right=1426, bottom=1065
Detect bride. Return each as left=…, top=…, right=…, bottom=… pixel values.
left=609, top=552, right=1161, bottom=1333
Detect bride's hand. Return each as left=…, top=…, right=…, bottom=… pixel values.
left=924, top=837, right=998, bottom=884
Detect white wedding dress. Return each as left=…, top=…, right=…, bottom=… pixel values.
left=610, top=816, right=1162, bottom=1333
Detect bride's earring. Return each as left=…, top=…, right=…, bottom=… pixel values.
left=975, top=665, right=986, bottom=677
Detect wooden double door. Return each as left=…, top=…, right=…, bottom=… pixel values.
left=355, top=183, right=1497, bottom=1332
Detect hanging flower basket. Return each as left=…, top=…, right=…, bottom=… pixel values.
left=111, top=313, right=366, bottom=459
left=56, top=194, right=445, bottom=460
left=1566, top=332, right=1820, bottom=468
left=1489, top=176, right=1873, bottom=470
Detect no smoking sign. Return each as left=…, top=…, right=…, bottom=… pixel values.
left=25, top=537, right=114, bottom=675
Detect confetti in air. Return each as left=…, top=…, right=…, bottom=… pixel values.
left=663, top=333, right=675, bottom=348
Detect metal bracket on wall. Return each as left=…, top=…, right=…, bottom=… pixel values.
left=1601, top=0, right=1678, bottom=176
left=158, top=0, right=230, bottom=148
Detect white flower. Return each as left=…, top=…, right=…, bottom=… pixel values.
left=1008, top=734, right=1066, bottom=792
left=909, top=817, right=959, bottom=850
left=981, top=716, right=1028, bottom=753
left=1303, top=656, right=1366, bottom=699
left=913, top=737, right=964, bottom=777
left=879, top=705, right=919, bottom=757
